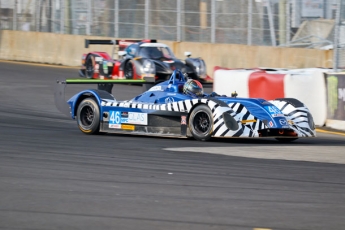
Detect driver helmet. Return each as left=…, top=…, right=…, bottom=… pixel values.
left=183, top=79, right=204, bottom=97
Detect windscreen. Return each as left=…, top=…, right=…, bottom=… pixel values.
left=138, top=46, right=175, bottom=60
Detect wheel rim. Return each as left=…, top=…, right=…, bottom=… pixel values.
left=80, top=105, right=94, bottom=126
left=125, top=62, right=133, bottom=79
left=193, top=111, right=211, bottom=135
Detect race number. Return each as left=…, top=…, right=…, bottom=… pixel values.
left=265, top=106, right=284, bottom=117
left=109, top=111, right=121, bottom=128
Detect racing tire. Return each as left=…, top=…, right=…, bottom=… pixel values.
left=124, top=60, right=134, bottom=79
left=77, top=98, right=100, bottom=135
left=85, top=55, right=95, bottom=79
left=189, top=104, right=213, bottom=141
left=275, top=138, right=298, bottom=142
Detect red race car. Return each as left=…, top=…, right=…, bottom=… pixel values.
left=79, top=39, right=212, bottom=84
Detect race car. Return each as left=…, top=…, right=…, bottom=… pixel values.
left=79, top=39, right=211, bottom=84
left=55, top=70, right=316, bottom=142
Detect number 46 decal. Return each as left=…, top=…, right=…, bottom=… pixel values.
left=110, top=111, right=120, bottom=124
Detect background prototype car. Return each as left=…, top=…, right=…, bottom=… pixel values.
left=79, top=39, right=211, bottom=84
left=56, top=70, right=316, bottom=142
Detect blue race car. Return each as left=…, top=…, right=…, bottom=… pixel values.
left=55, top=70, right=316, bottom=142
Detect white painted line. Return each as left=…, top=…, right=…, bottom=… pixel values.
left=164, top=146, right=345, bottom=164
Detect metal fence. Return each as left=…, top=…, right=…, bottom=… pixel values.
left=0, top=0, right=345, bottom=69
left=333, top=0, right=345, bottom=71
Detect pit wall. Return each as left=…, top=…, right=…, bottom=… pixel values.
left=214, top=68, right=345, bottom=130
left=0, top=30, right=333, bottom=77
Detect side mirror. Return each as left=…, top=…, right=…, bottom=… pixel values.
left=118, top=51, right=127, bottom=56
left=184, top=51, right=192, bottom=58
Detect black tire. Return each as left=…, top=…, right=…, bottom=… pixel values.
left=275, top=138, right=298, bottom=142
left=77, top=98, right=100, bottom=134
left=124, top=60, right=134, bottom=79
left=85, top=55, right=95, bottom=79
left=189, top=104, right=213, bottom=141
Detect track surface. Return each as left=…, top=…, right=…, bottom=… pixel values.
left=1, top=61, right=345, bottom=230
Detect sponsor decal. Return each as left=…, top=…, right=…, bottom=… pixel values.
left=149, top=85, right=163, bottom=91
left=241, top=119, right=257, bottom=124
left=271, top=114, right=284, bottom=117
left=165, top=97, right=175, bottom=103
left=109, top=111, right=148, bottom=127
left=279, top=119, right=288, bottom=126
left=109, top=124, right=121, bottom=129
left=103, top=61, right=108, bottom=74
left=142, top=73, right=155, bottom=78
left=163, top=60, right=174, bottom=63
left=112, top=75, right=125, bottom=79
left=95, top=57, right=103, bottom=62
left=269, top=121, right=274, bottom=127
left=327, top=74, right=345, bottom=120
left=121, top=111, right=128, bottom=118
left=288, top=120, right=294, bottom=125
left=181, top=116, right=187, bottom=125
left=95, top=64, right=99, bottom=70
left=121, top=124, right=135, bottom=130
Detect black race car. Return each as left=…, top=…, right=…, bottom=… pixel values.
left=79, top=39, right=212, bottom=84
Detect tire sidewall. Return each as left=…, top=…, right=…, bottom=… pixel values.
left=188, top=104, right=213, bottom=141
left=77, top=98, right=100, bottom=134
left=85, top=55, right=95, bottom=79
left=125, top=60, right=134, bottom=79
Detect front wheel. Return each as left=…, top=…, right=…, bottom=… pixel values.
left=77, top=98, right=100, bottom=134
left=189, top=104, right=213, bottom=141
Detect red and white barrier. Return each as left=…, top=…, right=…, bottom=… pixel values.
left=213, top=67, right=331, bottom=126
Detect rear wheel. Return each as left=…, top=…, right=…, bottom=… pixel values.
left=124, top=60, right=134, bottom=79
left=189, top=104, right=213, bottom=141
left=77, top=98, right=100, bottom=134
left=85, top=55, right=95, bottom=79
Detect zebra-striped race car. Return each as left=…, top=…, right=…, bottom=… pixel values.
left=55, top=70, right=316, bottom=142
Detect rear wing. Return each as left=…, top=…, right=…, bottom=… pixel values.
left=85, top=39, right=157, bottom=49
left=84, top=39, right=157, bottom=59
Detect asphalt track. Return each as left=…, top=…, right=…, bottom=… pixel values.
left=1, top=61, right=345, bottom=230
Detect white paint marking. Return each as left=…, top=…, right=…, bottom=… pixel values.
left=164, top=146, right=345, bottom=164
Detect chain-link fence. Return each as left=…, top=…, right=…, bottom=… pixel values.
left=333, top=0, right=345, bottom=71
left=0, top=0, right=344, bottom=68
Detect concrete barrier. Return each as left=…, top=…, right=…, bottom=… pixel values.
left=214, top=68, right=331, bottom=126
left=0, top=30, right=333, bottom=77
